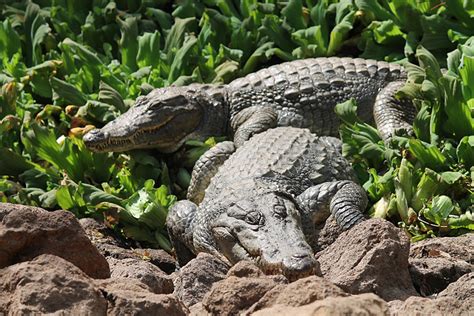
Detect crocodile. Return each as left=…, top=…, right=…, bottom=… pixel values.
left=166, top=127, right=367, bottom=280
left=83, top=57, right=416, bottom=153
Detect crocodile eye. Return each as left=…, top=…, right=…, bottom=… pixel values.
left=134, top=96, right=148, bottom=106
left=245, top=211, right=263, bottom=225
left=273, top=205, right=287, bottom=219
left=228, top=204, right=248, bottom=220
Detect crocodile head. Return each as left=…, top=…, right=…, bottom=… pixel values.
left=209, top=192, right=318, bottom=280
left=83, top=85, right=226, bottom=153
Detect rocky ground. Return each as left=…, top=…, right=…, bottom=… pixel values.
left=0, top=203, right=472, bottom=315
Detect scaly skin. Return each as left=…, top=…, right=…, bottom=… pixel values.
left=83, top=57, right=414, bottom=153
left=167, top=127, right=367, bottom=280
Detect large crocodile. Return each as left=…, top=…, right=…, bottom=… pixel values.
left=166, top=127, right=367, bottom=280
left=83, top=57, right=415, bottom=153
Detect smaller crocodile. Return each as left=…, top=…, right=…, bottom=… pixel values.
left=166, top=127, right=367, bottom=279
left=83, top=57, right=415, bottom=153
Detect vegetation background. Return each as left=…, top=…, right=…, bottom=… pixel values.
left=0, top=0, right=473, bottom=249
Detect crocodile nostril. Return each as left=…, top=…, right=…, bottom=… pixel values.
left=292, top=253, right=311, bottom=260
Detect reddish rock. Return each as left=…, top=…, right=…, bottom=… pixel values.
left=438, top=272, right=473, bottom=303
left=252, top=293, right=389, bottom=316
left=173, top=253, right=230, bottom=307
left=389, top=271, right=473, bottom=315
left=0, top=203, right=109, bottom=279
left=226, top=260, right=265, bottom=278
left=0, top=254, right=107, bottom=314
left=410, top=233, right=474, bottom=263
left=316, top=218, right=417, bottom=301
left=313, top=215, right=344, bottom=252
left=108, top=257, right=174, bottom=294
left=409, top=257, right=472, bottom=296
left=98, top=278, right=187, bottom=315
left=201, top=262, right=287, bottom=316
left=246, top=275, right=348, bottom=314
left=408, top=234, right=473, bottom=296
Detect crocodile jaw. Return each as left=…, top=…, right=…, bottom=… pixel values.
left=83, top=88, right=204, bottom=153
left=83, top=110, right=201, bottom=153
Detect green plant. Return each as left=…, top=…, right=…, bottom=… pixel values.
left=336, top=41, right=474, bottom=241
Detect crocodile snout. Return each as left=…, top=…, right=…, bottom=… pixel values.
left=83, top=129, right=105, bottom=146
left=282, top=252, right=319, bottom=280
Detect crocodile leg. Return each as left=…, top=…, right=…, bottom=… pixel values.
left=296, top=180, right=367, bottom=248
left=374, top=81, right=417, bottom=141
left=230, top=106, right=278, bottom=147
left=166, top=200, right=198, bottom=267
left=187, top=141, right=235, bottom=204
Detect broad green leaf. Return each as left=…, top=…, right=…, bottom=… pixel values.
left=50, top=77, right=88, bottom=106
left=242, top=42, right=274, bottom=75
left=168, top=35, right=198, bottom=83
left=292, top=26, right=327, bottom=57
left=0, top=148, right=36, bottom=176
left=398, top=158, right=413, bottom=202
left=408, top=139, right=447, bottom=170
left=56, top=185, right=75, bottom=210
left=440, top=74, right=474, bottom=138
left=423, top=195, right=454, bottom=225
left=24, top=2, right=51, bottom=66
left=164, top=17, right=198, bottom=54
left=456, top=136, right=474, bottom=167
left=394, top=178, right=409, bottom=223
left=137, top=31, right=161, bottom=69
left=198, top=9, right=231, bottom=49
left=212, top=60, right=240, bottom=83
left=146, top=8, right=173, bottom=30
left=355, top=0, right=395, bottom=21
left=0, top=19, right=21, bottom=60
left=122, top=225, right=156, bottom=244
left=459, top=55, right=474, bottom=99
left=282, top=0, right=306, bottom=30
left=412, top=103, right=431, bottom=142
left=440, top=171, right=463, bottom=185
left=98, top=81, right=126, bottom=113
left=80, top=183, right=122, bottom=205
left=448, top=211, right=474, bottom=230
left=38, top=189, right=58, bottom=208
left=118, top=17, right=139, bottom=71
left=155, top=231, right=172, bottom=252
left=334, top=99, right=361, bottom=125
left=260, top=16, right=296, bottom=53
left=328, top=10, right=355, bottom=55
left=411, top=168, right=445, bottom=211
left=416, top=46, right=443, bottom=83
